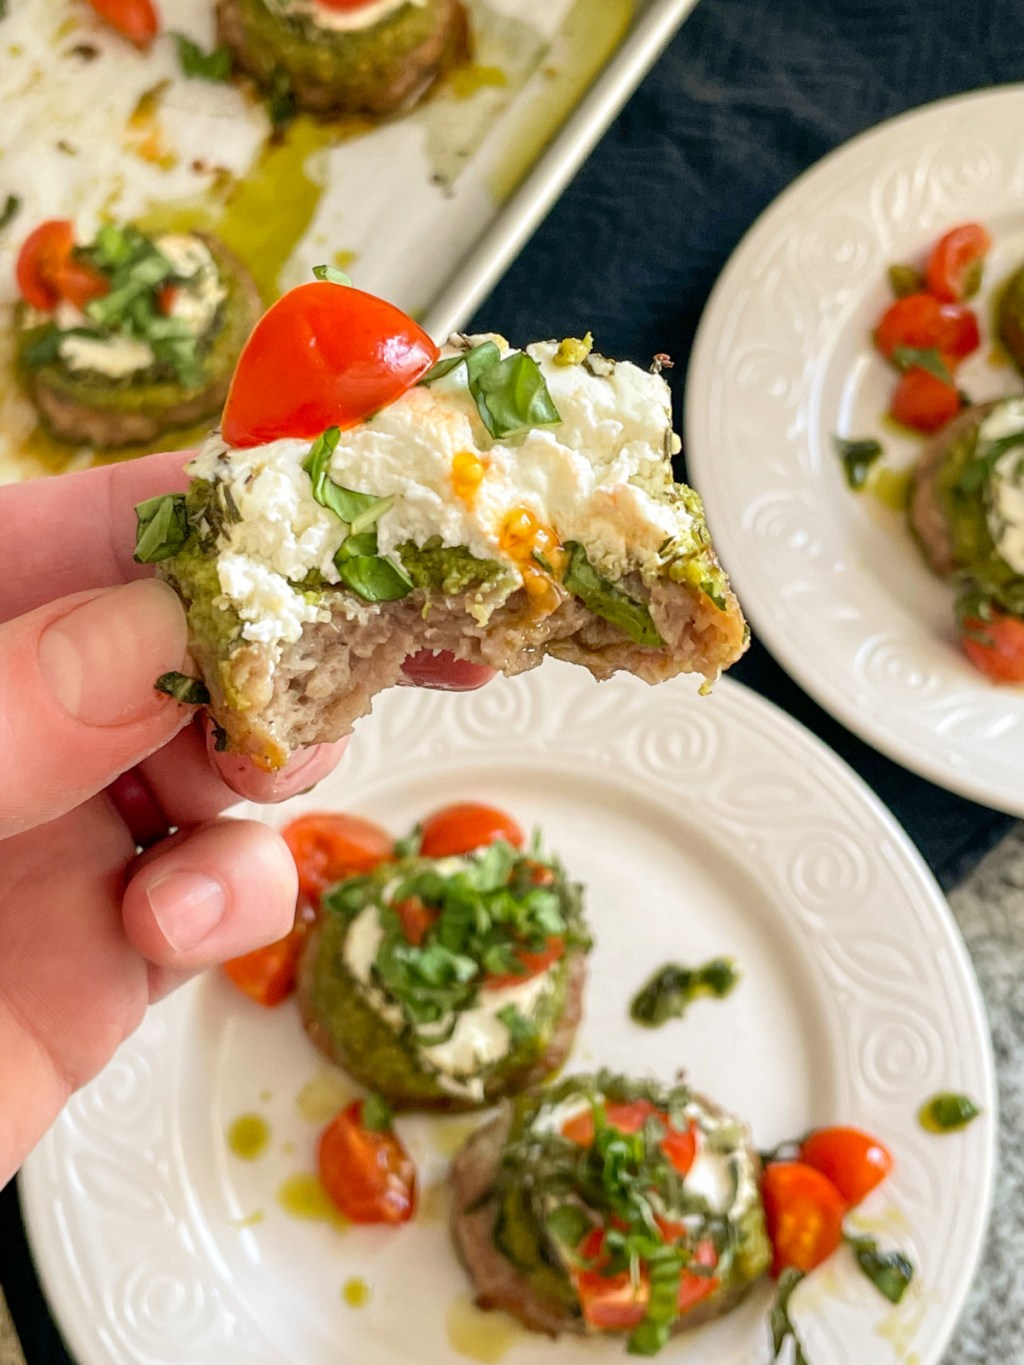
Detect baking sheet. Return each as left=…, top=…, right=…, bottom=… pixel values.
left=0, top=0, right=697, bottom=483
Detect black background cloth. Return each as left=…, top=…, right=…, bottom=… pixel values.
left=2, top=0, right=1018, bottom=1357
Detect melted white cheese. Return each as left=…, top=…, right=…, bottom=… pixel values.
left=983, top=399, right=1024, bottom=576
left=189, top=335, right=689, bottom=653
left=269, top=0, right=426, bottom=33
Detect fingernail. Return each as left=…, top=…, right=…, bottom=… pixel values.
left=38, top=580, right=188, bottom=726
left=145, top=870, right=226, bottom=952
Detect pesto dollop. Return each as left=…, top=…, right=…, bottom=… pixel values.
left=398, top=537, right=503, bottom=596
left=918, top=1092, right=981, bottom=1133
left=630, top=958, right=740, bottom=1027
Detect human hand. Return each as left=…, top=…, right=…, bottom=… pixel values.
left=0, top=450, right=491, bottom=1187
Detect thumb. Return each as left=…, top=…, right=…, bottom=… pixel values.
left=0, top=579, right=192, bottom=838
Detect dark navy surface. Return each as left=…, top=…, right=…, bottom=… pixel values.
left=2, top=0, right=1019, bottom=1358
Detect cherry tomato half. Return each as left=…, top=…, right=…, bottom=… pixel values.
left=16, top=220, right=109, bottom=312
left=86, top=0, right=160, bottom=47
left=220, top=281, right=439, bottom=448
left=485, top=936, right=564, bottom=989
left=281, top=812, right=393, bottom=902
left=889, top=366, right=961, bottom=434
left=960, top=609, right=1024, bottom=683
left=760, top=1162, right=846, bottom=1277
left=573, top=1232, right=717, bottom=1330
left=419, top=802, right=525, bottom=858
left=925, top=223, right=992, bottom=302
left=562, top=1101, right=697, bottom=1177
left=318, top=1100, right=416, bottom=1224
left=221, top=896, right=316, bottom=1007
left=874, top=293, right=980, bottom=367
left=798, top=1127, right=893, bottom=1208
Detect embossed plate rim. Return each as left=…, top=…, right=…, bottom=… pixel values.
left=686, top=83, right=1024, bottom=814
left=20, top=671, right=996, bottom=1364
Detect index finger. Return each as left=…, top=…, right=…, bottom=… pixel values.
left=0, top=448, right=193, bottom=624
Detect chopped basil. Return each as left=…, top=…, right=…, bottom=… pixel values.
left=956, top=429, right=1024, bottom=494
left=544, top=1204, right=592, bottom=1249
left=303, top=427, right=391, bottom=526
left=770, top=1268, right=808, bottom=1364
left=155, top=672, right=210, bottom=705
left=887, top=263, right=925, bottom=298
left=497, top=1005, right=536, bottom=1046
left=419, top=341, right=561, bottom=440
left=563, top=542, right=664, bottom=647
left=266, top=68, right=296, bottom=129
left=334, top=550, right=413, bottom=603
left=0, top=193, right=20, bottom=232
left=361, top=1093, right=393, bottom=1133
left=629, top=958, right=740, bottom=1028
left=134, top=493, right=189, bottom=563
left=918, top=1092, right=981, bottom=1132
left=844, top=1233, right=914, bottom=1304
left=891, top=346, right=952, bottom=385
left=833, top=435, right=884, bottom=491
left=172, top=32, right=233, bottom=82
left=312, top=263, right=353, bottom=287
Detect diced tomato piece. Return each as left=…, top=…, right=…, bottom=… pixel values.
left=85, top=0, right=160, bottom=47
left=573, top=1233, right=717, bottom=1330
left=221, top=281, right=438, bottom=448
left=874, top=293, right=980, bottom=366
left=157, top=284, right=178, bottom=316
left=221, top=897, right=316, bottom=1007
left=925, top=223, right=992, bottom=302
left=281, top=812, right=393, bottom=902
left=960, top=609, right=1024, bottom=683
left=889, top=366, right=961, bottom=433
left=393, top=896, right=438, bottom=946
left=798, top=1127, right=894, bottom=1208
left=562, top=1101, right=696, bottom=1176
left=485, top=935, right=564, bottom=989
left=419, top=802, right=525, bottom=858
left=761, top=1162, right=846, bottom=1277
left=317, top=1100, right=416, bottom=1224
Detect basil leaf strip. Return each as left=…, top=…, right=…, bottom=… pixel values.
left=770, top=1269, right=809, bottom=1364
left=155, top=672, right=210, bottom=705
left=563, top=542, right=664, bottom=647
left=172, top=32, right=233, bottom=82
left=832, top=435, right=883, bottom=491
left=844, top=1234, right=914, bottom=1305
left=361, top=1093, right=393, bottom=1133
left=0, top=193, right=20, bottom=232
left=891, top=345, right=953, bottom=385
left=134, top=493, right=189, bottom=563
left=334, top=553, right=413, bottom=603
left=312, top=264, right=353, bottom=287
left=303, top=427, right=394, bottom=527
left=419, top=341, right=561, bottom=440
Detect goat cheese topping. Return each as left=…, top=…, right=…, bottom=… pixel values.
left=983, top=399, right=1024, bottom=576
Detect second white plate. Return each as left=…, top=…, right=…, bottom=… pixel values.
left=21, top=669, right=995, bottom=1365
left=687, top=85, right=1024, bottom=814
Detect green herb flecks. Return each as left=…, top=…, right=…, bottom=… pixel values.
left=887, top=264, right=925, bottom=299
left=172, top=32, right=233, bottom=82
left=134, top=493, right=189, bottom=563
left=956, top=427, right=1024, bottom=495
left=844, top=1233, right=914, bottom=1304
left=891, top=346, right=953, bottom=385
left=770, top=1268, right=808, bottom=1364
left=267, top=68, right=296, bottom=130
left=361, top=1093, right=393, bottom=1133
left=497, top=1005, right=536, bottom=1046
left=312, top=263, right=353, bottom=287
left=155, top=671, right=210, bottom=705
left=833, top=435, right=884, bottom=491
left=0, top=193, right=20, bottom=232
left=918, top=1092, right=981, bottom=1133
left=393, top=824, right=423, bottom=859
left=563, top=542, right=663, bottom=647
left=630, top=958, right=740, bottom=1028
left=419, top=340, right=561, bottom=441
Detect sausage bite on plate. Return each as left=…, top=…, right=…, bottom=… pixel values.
left=297, top=830, right=590, bottom=1109
left=141, top=278, right=748, bottom=768
left=216, top=0, right=465, bottom=116
left=450, top=1072, right=772, bottom=1349
left=14, top=221, right=260, bottom=448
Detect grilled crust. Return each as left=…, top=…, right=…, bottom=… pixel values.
left=908, top=403, right=997, bottom=578
left=297, top=943, right=587, bottom=1113
left=17, top=236, right=261, bottom=449
left=216, top=0, right=465, bottom=116
left=450, top=1095, right=766, bottom=1339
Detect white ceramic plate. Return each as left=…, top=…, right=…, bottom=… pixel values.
left=686, top=85, right=1024, bottom=815
left=22, top=668, right=995, bottom=1365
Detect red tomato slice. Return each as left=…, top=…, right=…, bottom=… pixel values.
left=562, top=1101, right=696, bottom=1176
left=318, top=1100, right=416, bottom=1224
left=86, top=0, right=160, bottom=47
left=16, top=220, right=75, bottom=311
left=798, top=1127, right=894, bottom=1208
left=221, top=897, right=316, bottom=1007
left=220, top=281, right=439, bottom=448
left=485, top=936, right=564, bottom=989
left=889, top=366, right=961, bottom=433
left=282, top=812, right=393, bottom=902
left=419, top=802, right=525, bottom=858
left=925, top=222, right=992, bottom=302
left=875, top=293, right=980, bottom=366
left=761, top=1162, right=846, bottom=1277
left=393, top=896, right=438, bottom=947
left=960, top=610, right=1024, bottom=683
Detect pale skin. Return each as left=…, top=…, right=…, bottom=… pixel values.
left=0, top=449, right=492, bottom=1188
